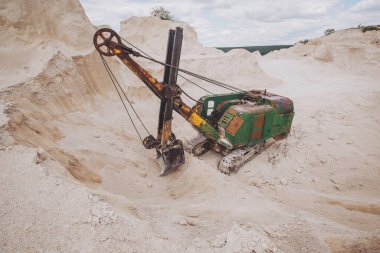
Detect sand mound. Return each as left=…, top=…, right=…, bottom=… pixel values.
left=268, top=28, right=380, bottom=74
left=0, top=0, right=94, bottom=49
left=0, top=0, right=95, bottom=88
left=120, top=16, right=221, bottom=59
left=1, top=1, right=380, bottom=252
left=116, top=16, right=276, bottom=94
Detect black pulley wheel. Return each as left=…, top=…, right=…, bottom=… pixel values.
left=93, top=28, right=121, bottom=56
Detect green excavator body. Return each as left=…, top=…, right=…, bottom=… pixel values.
left=196, top=90, right=294, bottom=148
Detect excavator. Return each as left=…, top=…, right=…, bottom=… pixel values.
left=93, top=27, right=294, bottom=176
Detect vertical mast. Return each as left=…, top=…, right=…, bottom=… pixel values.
left=159, top=27, right=183, bottom=148
left=157, top=29, right=175, bottom=141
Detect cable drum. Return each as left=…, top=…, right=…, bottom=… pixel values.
left=94, top=28, right=121, bottom=56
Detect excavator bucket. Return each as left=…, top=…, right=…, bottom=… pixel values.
left=157, top=140, right=185, bottom=176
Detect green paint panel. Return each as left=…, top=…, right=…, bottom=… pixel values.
left=198, top=92, right=246, bottom=121
left=231, top=113, right=253, bottom=145
left=194, top=91, right=294, bottom=149
left=262, top=111, right=274, bottom=139
left=200, top=121, right=219, bottom=140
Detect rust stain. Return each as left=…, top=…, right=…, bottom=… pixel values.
left=120, top=55, right=164, bottom=92
left=226, top=115, right=243, bottom=136
left=161, top=121, right=172, bottom=144
left=275, top=133, right=288, bottom=140
left=216, top=99, right=239, bottom=111
left=173, top=98, right=192, bottom=118
left=251, top=114, right=264, bottom=139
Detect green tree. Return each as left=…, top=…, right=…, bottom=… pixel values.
left=324, top=29, right=335, bottom=36
left=150, top=6, right=173, bottom=20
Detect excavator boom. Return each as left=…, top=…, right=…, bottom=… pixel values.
left=93, top=28, right=219, bottom=175
left=93, top=27, right=294, bottom=176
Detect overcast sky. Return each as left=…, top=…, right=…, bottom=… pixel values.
left=80, top=0, right=380, bottom=47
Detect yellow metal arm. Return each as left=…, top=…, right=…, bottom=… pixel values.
left=113, top=48, right=220, bottom=142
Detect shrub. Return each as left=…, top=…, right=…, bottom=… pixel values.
left=150, top=6, right=173, bottom=20
left=360, top=25, right=380, bottom=33
left=324, top=29, right=335, bottom=36
left=298, top=39, right=310, bottom=44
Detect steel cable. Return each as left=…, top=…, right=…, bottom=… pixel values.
left=137, top=54, right=245, bottom=93
left=100, top=53, right=150, bottom=142
left=121, top=36, right=244, bottom=93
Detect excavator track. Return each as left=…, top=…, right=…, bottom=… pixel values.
left=184, top=134, right=210, bottom=156
left=218, top=142, right=266, bottom=175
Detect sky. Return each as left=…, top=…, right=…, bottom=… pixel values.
left=80, top=0, right=380, bottom=47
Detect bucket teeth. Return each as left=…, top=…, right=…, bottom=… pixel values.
left=156, top=140, right=185, bottom=176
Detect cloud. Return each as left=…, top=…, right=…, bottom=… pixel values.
left=80, top=0, right=380, bottom=47
left=350, top=0, right=380, bottom=12
left=213, top=0, right=340, bottom=22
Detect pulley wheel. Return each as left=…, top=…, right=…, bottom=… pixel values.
left=93, top=28, right=121, bottom=56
